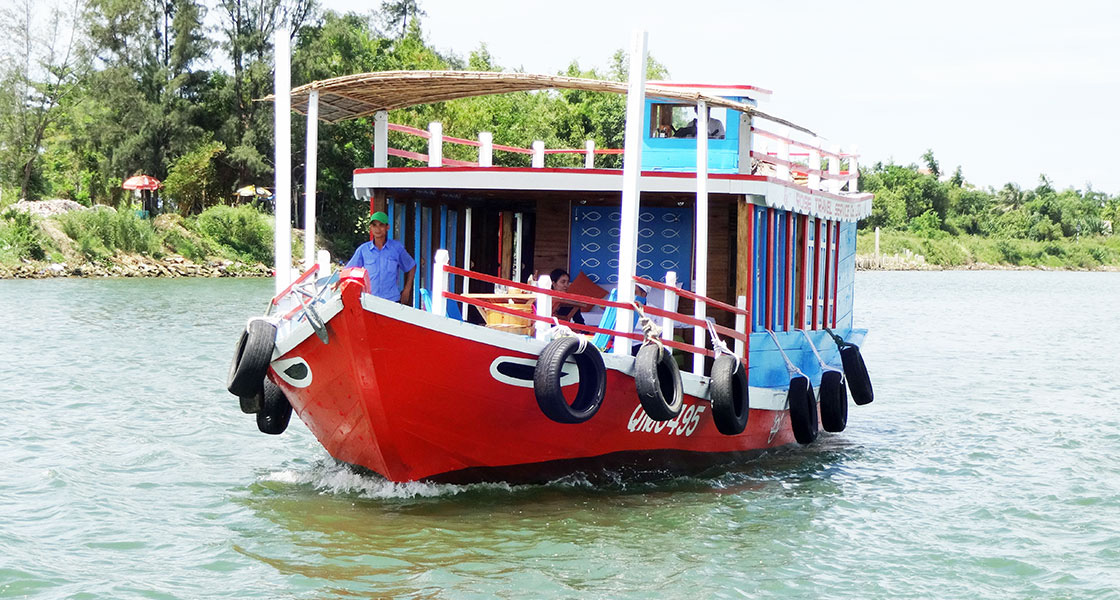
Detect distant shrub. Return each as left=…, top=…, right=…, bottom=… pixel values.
left=0, top=209, right=48, bottom=263
left=190, top=205, right=273, bottom=264
left=57, top=207, right=160, bottom=257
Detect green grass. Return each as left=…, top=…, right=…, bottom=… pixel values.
left=858, top=229, right=1120, bottom=269
left=0, top=203, right=277, bottom=268
left=0, top=209, right=49, bottom=265
left=57, top=207, right=161, bottom=259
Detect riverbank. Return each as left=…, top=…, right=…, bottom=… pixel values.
left=1, top=199, right=283, bottom=279
left=0, top=254, right=270, bottom=279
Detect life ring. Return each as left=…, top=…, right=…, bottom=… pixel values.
left=787, top=375, right=818, bottom=445
left=710, top=354, right=749, bottom=435
left=227, top=318, right=276, bottom=398
left=840, top=345, right=873, bottom=405
left=256, top=378, right=292, bottom=435
left=533, top=337, right=606, bottom=424
left=635, top=343, right=683, bottom=421
left=819, top=370, right=848, bottom=433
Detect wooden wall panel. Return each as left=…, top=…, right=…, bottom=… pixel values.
left=533, top=199, right=570, bottom=280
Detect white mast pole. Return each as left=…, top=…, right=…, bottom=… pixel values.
left=693, top=100, right=709, bottom=374
left=273, top=26, right=292, bottom=294
left=303, top=89, right=319, bottom=271
left=613, top=29, right=648, bottom=355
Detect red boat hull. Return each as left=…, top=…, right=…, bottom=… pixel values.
left=271, top=280, right=799, bottom=483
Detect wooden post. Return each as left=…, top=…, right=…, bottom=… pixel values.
left=432, top=249, right=449, bottom=317
left=662, top=271, right=678, bottom=343
left=738, top=114, right=752, bottom=174
left=462, top=207, right=472, bottom=315
left=500, top=211, right=513, bottom=280
left=849, top=146, right=859, bottom=193
left=828, top=145, right=841, bottom=194
left=428, top=122, right=443, bottom=167
left=532, top=141, right=545, bottom=168
left=535, top=274, right=553, bottom=340
left=479, top=132, right=493, bottom=167
left=585, top=140, right=595, bottom=169
left=808, top=142, right=821, bottom=190
left=513, top=212, right=524, bottom=283
left=373, top=110, right=388, bottom=168
left=777, top=137, right=791, bottom=181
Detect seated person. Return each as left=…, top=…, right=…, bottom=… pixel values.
left=672, top=110, right=725, bottom=139
left=550, top=268, right=585, bottom=325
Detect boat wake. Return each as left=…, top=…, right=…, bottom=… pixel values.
left=259, top=459, right=519, bottom=499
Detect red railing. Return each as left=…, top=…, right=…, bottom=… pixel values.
left=440, top=265, right=751, bottom=361
left=384, top=122, right=623, bottom=166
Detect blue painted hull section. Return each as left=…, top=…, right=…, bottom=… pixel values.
left=748, top=327, right=868, bottom=389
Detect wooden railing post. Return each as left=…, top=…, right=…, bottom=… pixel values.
left=535, top=274, right=553, bottom=340
left=585, top=140, right=595, bottom=169
left=777, top=137, right=791, bottom=181
left=428, top=122, right=443, bottom=167
left=432, top=249, right=449, bottom=317
left=374, top=110, right=388, bottom=168
left=734, top=295, right=747, bottom=358
left=849, top=145, right=859, bottom=193
left=808, top=142, right=821, bottom=190
left=828, top=144, right=841, bottom=194
left=479, top=132, right=493, bottom=167
left=532, top=141, right=545, bottom=168
left=662, top=271, right=678, bottom=343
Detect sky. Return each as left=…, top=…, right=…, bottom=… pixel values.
left=325, top=0, right=1120, bottom=194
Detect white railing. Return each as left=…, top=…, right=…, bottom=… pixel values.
left=373, top=112, right=861, bottom=194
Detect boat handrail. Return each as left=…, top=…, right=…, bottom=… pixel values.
left=440, top=263, right=748, bottom=360
left=443, top=289, right=716, bottom=359
left=386, top=122, right=623, bottom=168
left=270, top=263, right=320, bottom=306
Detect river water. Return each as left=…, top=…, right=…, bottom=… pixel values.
left=2, top=272, right=1119, bottom=599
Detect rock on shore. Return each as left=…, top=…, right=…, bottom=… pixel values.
left=0, top=254, right=272, bottom=279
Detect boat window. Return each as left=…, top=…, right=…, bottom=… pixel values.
left=649, top=104, right=727, bottom=139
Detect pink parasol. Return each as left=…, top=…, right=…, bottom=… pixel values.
left=122, top=175, right=162, bottom=190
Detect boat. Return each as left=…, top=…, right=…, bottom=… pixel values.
left=226, top=32, right=876, bottom=483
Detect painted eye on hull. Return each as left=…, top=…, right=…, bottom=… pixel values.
left=272, top=357, right=312, bottom=388
left=489, top=356, right=578, bottom=389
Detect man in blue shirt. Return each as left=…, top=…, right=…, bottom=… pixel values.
left=345, top=211, right=416, bottom=303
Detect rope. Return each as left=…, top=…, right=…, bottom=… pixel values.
left=800, top=329, right=840, bottom=373
left=547, top=318, right=587, bottom=353
left=634, top=301, right=664, bottom=351
left=823, top=326, right=851, bottom=350
left=705, top=318, right=740, bottom=372
left=765, top=329, right=805, bottom=379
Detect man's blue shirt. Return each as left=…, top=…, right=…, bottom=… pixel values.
left=345, top=239, right=416, bottom=300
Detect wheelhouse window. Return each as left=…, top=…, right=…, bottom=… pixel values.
left=649, top=104, right=727, bottom=139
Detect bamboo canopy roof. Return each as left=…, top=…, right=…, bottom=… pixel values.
left=274, top=70, right=814, bottom=135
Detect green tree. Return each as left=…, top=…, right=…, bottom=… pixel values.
left=163, top=140, right=226, bottom=215
left=0, top=0, right=87, bottom=200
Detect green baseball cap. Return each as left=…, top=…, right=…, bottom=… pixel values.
left=369, top=211, right=389, bottom=224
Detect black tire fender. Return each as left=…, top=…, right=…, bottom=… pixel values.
left=227, top=319, right=276, bottom=398
left=819, top=370, right=848, bottom=433
left=709, top=354, right=749, bottom=435
left=256, top=378, right=292, bottom=435
left=788, top=375, right=819, bottom=445
left=533, top=337, right=606, bottom=424
left=635, top=344, right=683, bottom=421
left=840, top=345, right=873, bottom=405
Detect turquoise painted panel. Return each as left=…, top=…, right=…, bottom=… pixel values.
left=747, top=328, right=868, bottom=389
